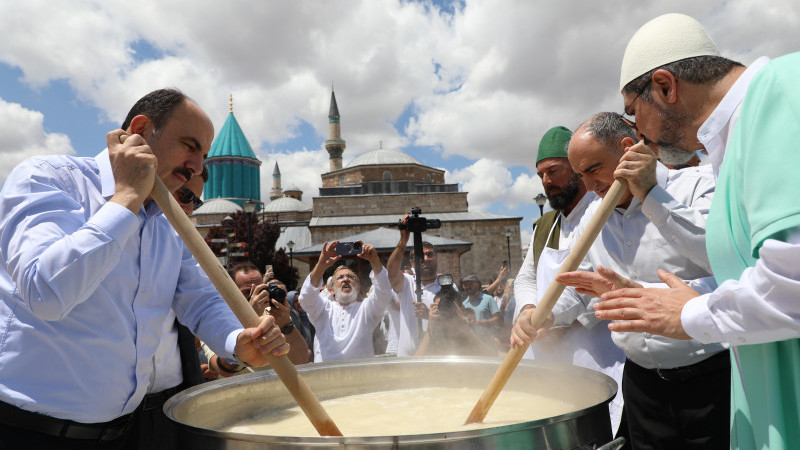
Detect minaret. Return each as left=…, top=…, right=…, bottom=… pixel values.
left=324, top=88, right=346, bottom=172
left=270, top=162, right=283, bottom=201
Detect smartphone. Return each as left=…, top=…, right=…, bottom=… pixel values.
left=263, top=265, right=273, bottom=283
left=335, top=241, right=363, bottom=256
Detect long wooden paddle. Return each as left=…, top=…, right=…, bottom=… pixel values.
left=465, top=179, right=627, bottom=425
left=121, top=134, right=342, bottom=436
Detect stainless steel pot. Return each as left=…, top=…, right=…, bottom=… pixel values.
left=165, top=356, right=617, bottom=449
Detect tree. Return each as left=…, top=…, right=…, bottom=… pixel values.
left=205, top=212, right=299, bottom=291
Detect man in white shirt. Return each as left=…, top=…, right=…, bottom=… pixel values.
left=591, top=13, right=800, bottom=449
left=299, top=241, right=392, bottom=362
left=512, top=125, right=624, bottom=436
left=384, top=231, right=447, bottom=356
left=516, top=112, right=728, bottom=449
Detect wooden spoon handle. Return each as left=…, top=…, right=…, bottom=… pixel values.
left=122, top=134, right=342, bottom=436
left=465, top=179, right=627, bottom=425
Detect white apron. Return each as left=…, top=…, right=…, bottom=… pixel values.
left=530, top=218, right=625, bottom=434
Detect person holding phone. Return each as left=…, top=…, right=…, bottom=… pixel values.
left=298, top=241, right=392, bottom=362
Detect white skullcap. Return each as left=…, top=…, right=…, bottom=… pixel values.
left=619, top=13, right=720, bottom=91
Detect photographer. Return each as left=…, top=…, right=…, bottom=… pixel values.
left=203, top=263, right=310, bottom=377
left=414, top=283, right=497, bottom=357
left=386, top=213, right=454, bottom=356
left=299, top=241, right=392, bottom=362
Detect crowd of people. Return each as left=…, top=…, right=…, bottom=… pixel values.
left=0, top=11, right=797, bottom=450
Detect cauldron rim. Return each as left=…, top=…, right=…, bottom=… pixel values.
left=164, top=356, right=617, bottom=445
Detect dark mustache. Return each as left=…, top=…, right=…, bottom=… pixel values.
left=176, top=168, right=193, bottom=181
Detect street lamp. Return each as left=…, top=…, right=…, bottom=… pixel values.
left=242, top=200, right=259, bottom=255
left=534, top=193, right=547, bottom=216
left=221, top=215, right=234, bottom=270
left=287, top=240, right=295, bottom=271
left=504, top=228, right=512, bottom=273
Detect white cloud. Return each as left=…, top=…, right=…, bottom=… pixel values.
left=0, top=99, right=74, bottom=181
left=1, top=0, right=799, bottom=213
left=254, top=148, right=329, bottom=206
left=447, top=158, right=544, bottom=213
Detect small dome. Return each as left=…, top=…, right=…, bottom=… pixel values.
left=263, top=196, right=311, bottom=213
left=285, top=184, right=303, bottom=193
left=192, top=198, right=242, bottom=215
left=345, top=148, right=420, bottom=168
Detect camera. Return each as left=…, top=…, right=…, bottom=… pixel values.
left=334, top=241, right=363, bottom=256
left=397, top=207, right=441, bottom=233
left=267, top=283, right=287, bottom=303
left=435, top=274, right=458, bottom=314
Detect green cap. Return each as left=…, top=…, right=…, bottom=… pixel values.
left=536, top=126, right=572, bottom=163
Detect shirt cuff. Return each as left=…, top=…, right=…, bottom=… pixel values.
left=223, top=328, right=245, bottom=360
left=640, top=184, right=675, bottom=226
left=89, top=201, right=139, bottom=245
left=681, top=293, right=721, bottom=344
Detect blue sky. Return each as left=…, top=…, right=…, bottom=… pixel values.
left=1, top=0, right=795, bottom=248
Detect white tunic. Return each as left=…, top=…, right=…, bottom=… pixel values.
left=300, top=268, right=393, bottom=362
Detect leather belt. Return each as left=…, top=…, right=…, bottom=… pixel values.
left=0, top=400, right=133, bottom=442
left=631, top=351, right=730, bottom=382
left=142, top=384, right=184, bottom=411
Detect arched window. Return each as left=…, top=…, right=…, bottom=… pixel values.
left=426, top=174, right=432, bottom=183
left=383, top=171, right=392, bottom=181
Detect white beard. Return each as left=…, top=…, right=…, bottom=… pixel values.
left=334, top=285, right=359, bottom=305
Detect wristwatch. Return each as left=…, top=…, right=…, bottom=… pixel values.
left=280, top=322, right=295, bottom=335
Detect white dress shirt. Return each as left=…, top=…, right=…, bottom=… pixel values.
left=553, top=163, right=726, bottom=369
left=300, top=268, right=392, bottom=362
left=683, top=56, right=800, bottom=345
left=0, top=152, right=243, bottom=423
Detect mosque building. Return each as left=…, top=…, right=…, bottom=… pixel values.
left=191, top=91, right=522, bottom=283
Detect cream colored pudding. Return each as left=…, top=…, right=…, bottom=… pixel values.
left=223, top=386, right=577, bottom=437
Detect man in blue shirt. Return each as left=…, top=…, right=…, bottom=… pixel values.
left=0, top=88, right=288, bottom=449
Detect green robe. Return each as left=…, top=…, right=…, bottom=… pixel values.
left=706, top=52, right=800, bottom=450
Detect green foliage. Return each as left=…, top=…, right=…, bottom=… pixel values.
left=205, top=212, right=299, bottom=291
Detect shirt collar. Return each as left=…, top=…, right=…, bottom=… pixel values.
left=561, top=191, right=598, bottom=224
left=95, top=149, right=116, bottom=198
left=697, top=56, right=771, bottom=176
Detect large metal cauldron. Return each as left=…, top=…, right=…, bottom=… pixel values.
left=165, top=356, right=617, bottom=449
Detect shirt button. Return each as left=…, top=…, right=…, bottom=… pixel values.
left=625, top=214, right=631, bottom=219
left=625, top=241, right=632, bottom=246
left=631, top=272, right=638, bottom=279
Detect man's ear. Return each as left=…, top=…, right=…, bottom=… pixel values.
left=128, top=115, right=150, bottom=137
left=620, top=136, right=636, bottom=152
left=651, top=69, right=679, bottom=105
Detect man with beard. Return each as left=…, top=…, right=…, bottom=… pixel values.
left=589, top=13, right=800, bottom=449
left=536, top=112, right=727, bottom=449
left=511, top=125, right=625, bottom=435
left=298, top=241, right=392, bottom=362
left=385, top=215, right=447, bottom=356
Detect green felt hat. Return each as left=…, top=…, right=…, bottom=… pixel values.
left=536, top=126, right=572, bottom=163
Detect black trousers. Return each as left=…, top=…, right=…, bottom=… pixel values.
left=622, top=352, right=731, bottom=450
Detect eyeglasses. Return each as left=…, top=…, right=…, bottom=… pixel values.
left=177, top=186, right=203, bottom=210
left=621, top=79, right=652, bottom=129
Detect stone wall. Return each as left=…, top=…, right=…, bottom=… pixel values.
left=309, top=217, right=522, bottom=285
left=321, top=164, right=445, bottom=187
left=312, top=192, right=468, bottom=217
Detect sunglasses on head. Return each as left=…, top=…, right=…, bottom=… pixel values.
left=177, top=186, right=203, bottom=210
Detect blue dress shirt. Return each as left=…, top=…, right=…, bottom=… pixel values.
left=0, top=151, right=242, bottom=423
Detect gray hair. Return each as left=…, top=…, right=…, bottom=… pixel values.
left=576, top=112, right=637, bottom=154
left=622, top=55, right=743, bottom=101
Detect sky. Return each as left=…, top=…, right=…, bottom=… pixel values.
left=1, top=0, right=797, bottom=249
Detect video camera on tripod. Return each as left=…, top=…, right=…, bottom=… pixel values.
left=397, top=207, right=441, bottom=233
